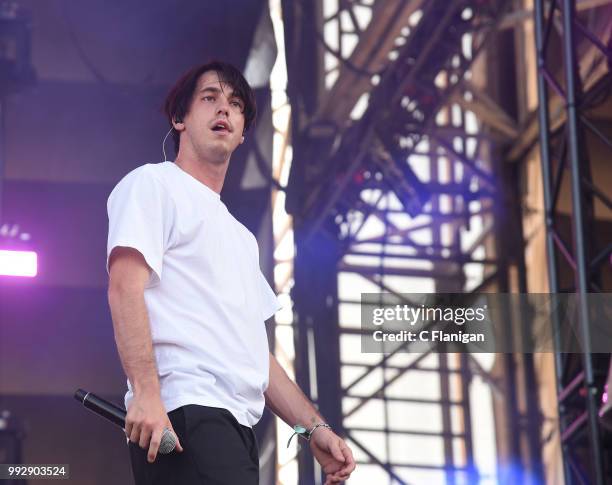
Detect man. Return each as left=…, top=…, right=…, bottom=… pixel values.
left=106, top=61, right=355, bottom=485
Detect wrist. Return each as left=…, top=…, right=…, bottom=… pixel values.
left=131, top=377, right=160, bottom=396
left=287, top=422, right=332, bottom=447
left=308, top=422, right=332, bottom=439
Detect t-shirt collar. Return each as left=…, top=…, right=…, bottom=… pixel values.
left=168, top=161, right=221, bottom=199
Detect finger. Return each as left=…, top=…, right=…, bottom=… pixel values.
left=324, top=476, right=341, bottom=485
left=148, top=428, right=162, bottom=463
left=336, top=469, right=351, bottom=478
left=129, top=423, right=141, bottom=444
left=322, top=463, right=342, bottom=475
left=139, top=427, right=152, bottom=450
left=331, top=467, right=350, bottom=480
left=325, top=472, right=343, bottom=484
left=168, top=426, right=183, bottom=452
left=124, top=421, right=133, bottom=440
left=330, top=440, right=345, bottom=463
left=338, top=463, right=354, bottom=476
left=342, top=445, right=354, bottom=463
left=340, top=446, right=355, bottom=473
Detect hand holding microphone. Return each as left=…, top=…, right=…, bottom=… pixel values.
left=74, top=388, right=183, bottom=461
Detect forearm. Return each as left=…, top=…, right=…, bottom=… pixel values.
left=108, top=287, right=160, bottom=395
left=264, top=353, right=325, bottom=428
left=266, top=358, right=357, bottom=481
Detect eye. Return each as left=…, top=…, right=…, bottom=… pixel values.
left=231, top=100, right=244, bottom=110
left=203, top=95, right=216, bottom=102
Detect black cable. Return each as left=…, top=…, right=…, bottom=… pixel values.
left=60, top=3, right=108, bottom=84
left=252, top=138, right=286, bottom=191
left=59, top=3, right=155, bottom=85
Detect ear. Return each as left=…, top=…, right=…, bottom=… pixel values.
left=173, top=118, right=185, bottom=131
left=240, top=135, right=245, bottom=144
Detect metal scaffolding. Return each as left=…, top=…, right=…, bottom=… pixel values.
left=534, top=0, right=612, bottom=484
left=281, top=0, right=545, bottom=483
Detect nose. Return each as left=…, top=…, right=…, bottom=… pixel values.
left=216, top=96, right=230, bottom=117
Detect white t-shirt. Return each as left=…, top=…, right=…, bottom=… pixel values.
left=106, top=161, right=281, bottom=427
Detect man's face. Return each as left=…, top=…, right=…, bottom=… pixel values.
left=179, top=70, right=246, bottom=162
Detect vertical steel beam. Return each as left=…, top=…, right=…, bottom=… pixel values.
left=560, top=1, right=605, bottom=483
left=533, top=8, right=573, bottom=484
left=533, top=1, right=575, bottom=482
left=534, top=0, right=607, bottom=483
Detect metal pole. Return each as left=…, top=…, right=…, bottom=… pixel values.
left=561, top=0, right=604, bottom=484
left=533, top=1, right=573, bottom=484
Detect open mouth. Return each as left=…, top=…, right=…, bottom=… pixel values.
left=211, top=121, right=231, bottom=133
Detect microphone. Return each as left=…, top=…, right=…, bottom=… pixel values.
left=74, top=388, right=176, bottom=454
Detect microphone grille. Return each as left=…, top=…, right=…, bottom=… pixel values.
left=158, top=428, right=177, bottom=454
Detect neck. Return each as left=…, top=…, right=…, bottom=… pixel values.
left=174, top=151, right=229, bottom=194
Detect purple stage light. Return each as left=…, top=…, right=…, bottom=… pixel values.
left=0, top=249, right=38, bottom=277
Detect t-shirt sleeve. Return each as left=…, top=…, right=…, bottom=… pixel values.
left=106, top=167, right=174, bottom=287
left=259, top=270, right=282, bottom=322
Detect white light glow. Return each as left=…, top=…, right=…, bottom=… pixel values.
left=0, top=249, right=38, bottom=277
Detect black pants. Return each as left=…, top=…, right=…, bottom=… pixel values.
left=128, top=405, right=259, bottom=485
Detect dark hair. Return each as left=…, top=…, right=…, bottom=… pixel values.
left=163, top=61, right=257, bottom=154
